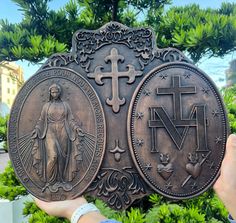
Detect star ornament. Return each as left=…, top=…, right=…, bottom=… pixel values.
left=165, top=181, right=173, bottom=190
left=136, top=138, right=144, bottom=147
left=136, top=112, right=144, bottom=120
left=212, top=110, right=220, bottom=117
left=160, top=73, right=168, bottom=80
left=201, top=87, right=210, bottom=95
left=215, top=137, right=222, bottom=144
left=143, top=89, right=151, bottom=96
left=144, top=163, right=152, bottom=171
left=190, top=182, right=198, bottom=189
left=184, top=72, right=191, bottom=79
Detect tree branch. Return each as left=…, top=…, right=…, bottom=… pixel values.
left=112, top=0, right=119, bottom=21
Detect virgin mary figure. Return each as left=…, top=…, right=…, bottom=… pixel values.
left=31, top=83, right=84, bottom=192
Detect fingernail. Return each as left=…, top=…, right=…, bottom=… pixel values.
left=229, top=134, right=236, bottom=144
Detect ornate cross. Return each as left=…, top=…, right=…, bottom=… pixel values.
left=88, top=48, right=142, bottom=113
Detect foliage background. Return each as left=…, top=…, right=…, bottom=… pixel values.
left=0, top=0, right=235, bottom=63
left=0, top=0, right=236, bottom=222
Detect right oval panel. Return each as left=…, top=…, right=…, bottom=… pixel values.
left=128, top=62, right=229, bottom=199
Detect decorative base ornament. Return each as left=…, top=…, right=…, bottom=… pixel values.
left=8, top=22, right=229, bottom=209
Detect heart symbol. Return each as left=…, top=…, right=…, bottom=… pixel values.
left=186, top=163, right=201, bottom=179
left=157, top=163, right=174, bottom=180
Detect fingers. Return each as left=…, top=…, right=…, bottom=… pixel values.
left=34, top=197, right=49, bottom=209
left=226, top=134, right=236, bottom=154
left=34, top=197, right=50, bottom=213
left=214, top=134, right=236, bottom=190
left=213, top=176, right=220, bottom=192
left=33, top=196, right=89, bottom=219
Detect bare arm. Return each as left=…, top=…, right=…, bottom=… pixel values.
left=214, top=134, right=236, bottom=220
left=35, top=197, right=107, bottom=223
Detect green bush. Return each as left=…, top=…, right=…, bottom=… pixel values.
left=145, top=204, right=205, bottom=223
left=0, top=162, right=27, bottom=200
left=221, top=85, right=236, bottom=133
left=23, top=201, right=69, bottom=223
left=20, top=191, right=229, bottom=223
left=0, top=114, right=9, bottom=152
left=146, top=191, right=228, bottom=223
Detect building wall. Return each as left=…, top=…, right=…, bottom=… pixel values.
left=226, top=59, right=236, bottom=87
left=0, top=62, right=24, bottom=109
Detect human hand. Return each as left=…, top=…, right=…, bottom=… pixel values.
left=214, top=134, right=236, bottom=220
left=34, top=196, right=107, bottom=223
left=35, top=196, right=88, bottom=219
left=31, top=129, right=38, bottom=139
left=76, top=127, right=84, bottom=137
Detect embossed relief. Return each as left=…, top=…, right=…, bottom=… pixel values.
left=148, top=75, right=208, bottom=152
left=9, top=68, right=106, bottom=201
left=88, top=47, right=142, bottom=112
left=109, top=140, right=125, bottom=162
left=128, top=63, right=228, bottom=199
left=157, top=153, right=174, bottom=181
left=22, top=83, right=87, bottom=193
left=9, top=22, right=228, bottom=210
left=73, top=23, right=155, bottom=71
left=42, top=22, right=190, bottom=71
left=87, top=167, right=148, bottom=210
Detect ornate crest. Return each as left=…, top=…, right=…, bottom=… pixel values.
left=9, top=22, right=228, bottom=209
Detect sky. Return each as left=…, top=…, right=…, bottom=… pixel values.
left=0, top=0, right=236, bottom=88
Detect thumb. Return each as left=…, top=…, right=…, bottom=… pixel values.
left=225, top=134, right=236, bottom=157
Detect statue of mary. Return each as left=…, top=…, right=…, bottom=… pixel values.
left=31, top=83, right=84, bottom=192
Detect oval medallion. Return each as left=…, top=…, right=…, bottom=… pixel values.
left=128, top=63, right=229, bottom=199
left=8, top=68, right=106, bottom=201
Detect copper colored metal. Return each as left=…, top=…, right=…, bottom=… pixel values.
left=128, top=63, right=228, bottom=199
left=8, top=22, right=229, bottom=209
left=8, top=68, right=106, bottom=201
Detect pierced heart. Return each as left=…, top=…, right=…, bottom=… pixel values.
left=186, top=163, right=201, bottom=179
left=157, top=163, right=174, bottom=181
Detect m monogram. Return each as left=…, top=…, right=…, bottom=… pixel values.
left=148, top=75, right=208, bottom=152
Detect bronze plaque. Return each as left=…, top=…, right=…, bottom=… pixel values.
left=8, top=22, right=229, bottom=209
left=128, top=63, right=228, bottom=199
left=8, top=68, right=106, bottom=201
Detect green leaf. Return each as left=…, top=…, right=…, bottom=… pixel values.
left=29, top=35, right=42, bottom=48
left=11, top=45, right=23, bottom=58
left=55, top=40, right=67, bottom=52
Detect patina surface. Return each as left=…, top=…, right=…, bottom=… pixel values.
left=128, top=63, right=228, bottom=199
left=8, top=22, right=229, bottom=209
left=9, top=68, right=106, bottom=201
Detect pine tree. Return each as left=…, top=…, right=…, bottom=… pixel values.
left=0, top=1, right=235, bottom=63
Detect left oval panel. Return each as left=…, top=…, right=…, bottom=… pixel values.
left=8, top=68, right=106, bottom=201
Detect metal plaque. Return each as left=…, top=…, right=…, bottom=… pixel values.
left=128, top=63, right=228, bottom=199
left=8, top=68, right=106, bottom=201
left=8, top=22, right=229, bottom=209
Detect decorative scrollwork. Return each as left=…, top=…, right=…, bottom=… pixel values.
left=87, top=167, right=147, bottom=210
left=155, top=48, right=190, bottom=63
left=41, top=22, right=190, bottom=71
left=41, top=53, right=79, bottom=69
left=72, top=22, right=155, bottom=72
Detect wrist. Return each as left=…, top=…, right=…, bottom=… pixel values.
left=70, top=202, right=101, bottom=223
left=79, top=211, right=107, bottom=223
left=219, top=193, right=236, bottom=220
left=65, top=197, right=88, bottom=219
